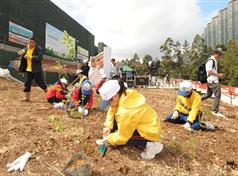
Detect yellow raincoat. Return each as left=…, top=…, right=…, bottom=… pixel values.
left=104, top=89, right=162, bottom=145
left=175, top=90, right=201, bottom=123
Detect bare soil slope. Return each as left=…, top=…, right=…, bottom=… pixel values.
left=0, top=77, right=238, bottom=176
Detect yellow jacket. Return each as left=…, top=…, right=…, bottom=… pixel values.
left=104, top=89, right=162, bottom=145
left=175, top=90, right=201, bottom=123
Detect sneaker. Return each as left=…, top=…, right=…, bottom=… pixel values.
left=140, top=141, right=163, bottom=160
left=201, top=122, right=215, bottom=130
left=212, top=111, right=225, bottom=118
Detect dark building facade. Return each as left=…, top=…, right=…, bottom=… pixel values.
left=0, top=0, right=97, bottom=59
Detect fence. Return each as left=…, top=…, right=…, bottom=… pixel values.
left=149, top=76, right=238, bottom=107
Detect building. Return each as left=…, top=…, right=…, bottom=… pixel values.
left=203, top=0, right=238, bottom=48
left=0, top=0, right=105, bottom=67
left=0, top=0, right=107, bottom=83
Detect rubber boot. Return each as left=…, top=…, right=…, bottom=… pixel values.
left=141, top=141, right=163, bottom=159
left=22, top=92, right=30, bottom=101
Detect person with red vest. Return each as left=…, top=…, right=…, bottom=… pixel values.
left=70, top=80, right=93, bottom=116
left=47, top=78, right=68, bottom=104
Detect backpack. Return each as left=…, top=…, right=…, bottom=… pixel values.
left=197, top=59, right=215, bottom=83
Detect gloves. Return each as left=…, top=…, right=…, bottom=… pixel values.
left=53, top=102, right=67, bottom=110
left=171, top=110, right=179, bottom=119
left=7, top=152, right=32, bottom=172
left=96, top=136, right=109, bottom=145
left=83, top=109, right=89, bottom=116
left=184, top=122, right=193, bottom=131
left=78, top=107, right=89, bottom=116
left=78, top=106, right=84, bottom=114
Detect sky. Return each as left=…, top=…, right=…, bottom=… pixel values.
left=51, top=0, right=229, bottom=59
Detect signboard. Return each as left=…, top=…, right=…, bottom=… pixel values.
left=8, top=22, right=33, bottom=46
left=77, top=46, right=89, bottom=57
left=77, top=46, right=89, bottom=62
left=76, top=53, right=88, bottom=63
left=45, top=23, right=75, bottom=60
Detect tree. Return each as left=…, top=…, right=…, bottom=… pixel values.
left=160, top=37, right=175, bottom=61
left=174, top=41, right=183, bottom=67
left=188, top=34, right=211, bottom=80
left=159, top=38, right=176, bottom=78
left=182, top=40, right=190, bottom=65
left=127, top=53, right=141, bottom=75
left=219, top=41, right=238, bottom=86
left=189, top=34, right=207, bottom=64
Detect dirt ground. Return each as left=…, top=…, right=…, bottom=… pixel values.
left=0, top=77, right=238, bottom=176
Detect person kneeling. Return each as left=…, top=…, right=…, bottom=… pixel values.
left=47, top=78, right=68, bottom=104
left=165, top=81, right=215, bottom=131
left=97, top=79, right=163, bottom=160
left=69, top=80, right=93, bottom=116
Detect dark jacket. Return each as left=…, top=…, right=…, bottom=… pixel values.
left=19, top=46, right=43, bottom=73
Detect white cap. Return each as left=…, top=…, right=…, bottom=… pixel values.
left=60, top=78, right=68, bottom=85
left=76, top=69, right=82, bottom=74
left=99, top=80, right=120, bottom=100
left=178, top=81, right=192, bottom=96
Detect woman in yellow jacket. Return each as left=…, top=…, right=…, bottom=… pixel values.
left=98, top=79, right=163, bottom=159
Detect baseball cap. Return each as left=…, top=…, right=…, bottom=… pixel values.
left=213, top=48, right=224, bottom=56
left=177, top=81, right=193, bottom=97
left=81, top=80, right=92, bottom=95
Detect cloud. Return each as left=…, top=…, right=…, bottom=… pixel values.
left=51, top=0, right=204, bottom=59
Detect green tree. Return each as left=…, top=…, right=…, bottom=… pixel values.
left=220, top=41, right=238, bottom=86
left=128, top=53, right=141, bottom=73
left=179, top=40, right=191, bottom=79
left=159, top=38, right=176, bottom=78
left=188, top=34, right=211, bottom=80
left=160, top=37, right=175, bottom=61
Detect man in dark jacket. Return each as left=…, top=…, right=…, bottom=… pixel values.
left=19, top=37, right=47, bottom=101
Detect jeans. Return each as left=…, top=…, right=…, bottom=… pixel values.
left=47, top=97, right=62, bottom=104
left=166, top=112, right=202, bottom=130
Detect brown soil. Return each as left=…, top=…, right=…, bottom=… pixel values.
left=0, top=77, right=238, bottom=176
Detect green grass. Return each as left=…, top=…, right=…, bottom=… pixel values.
left=48, top=115, right=64, bottom=132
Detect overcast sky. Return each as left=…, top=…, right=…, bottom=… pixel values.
left=51, top=0, right=229, bottom=59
